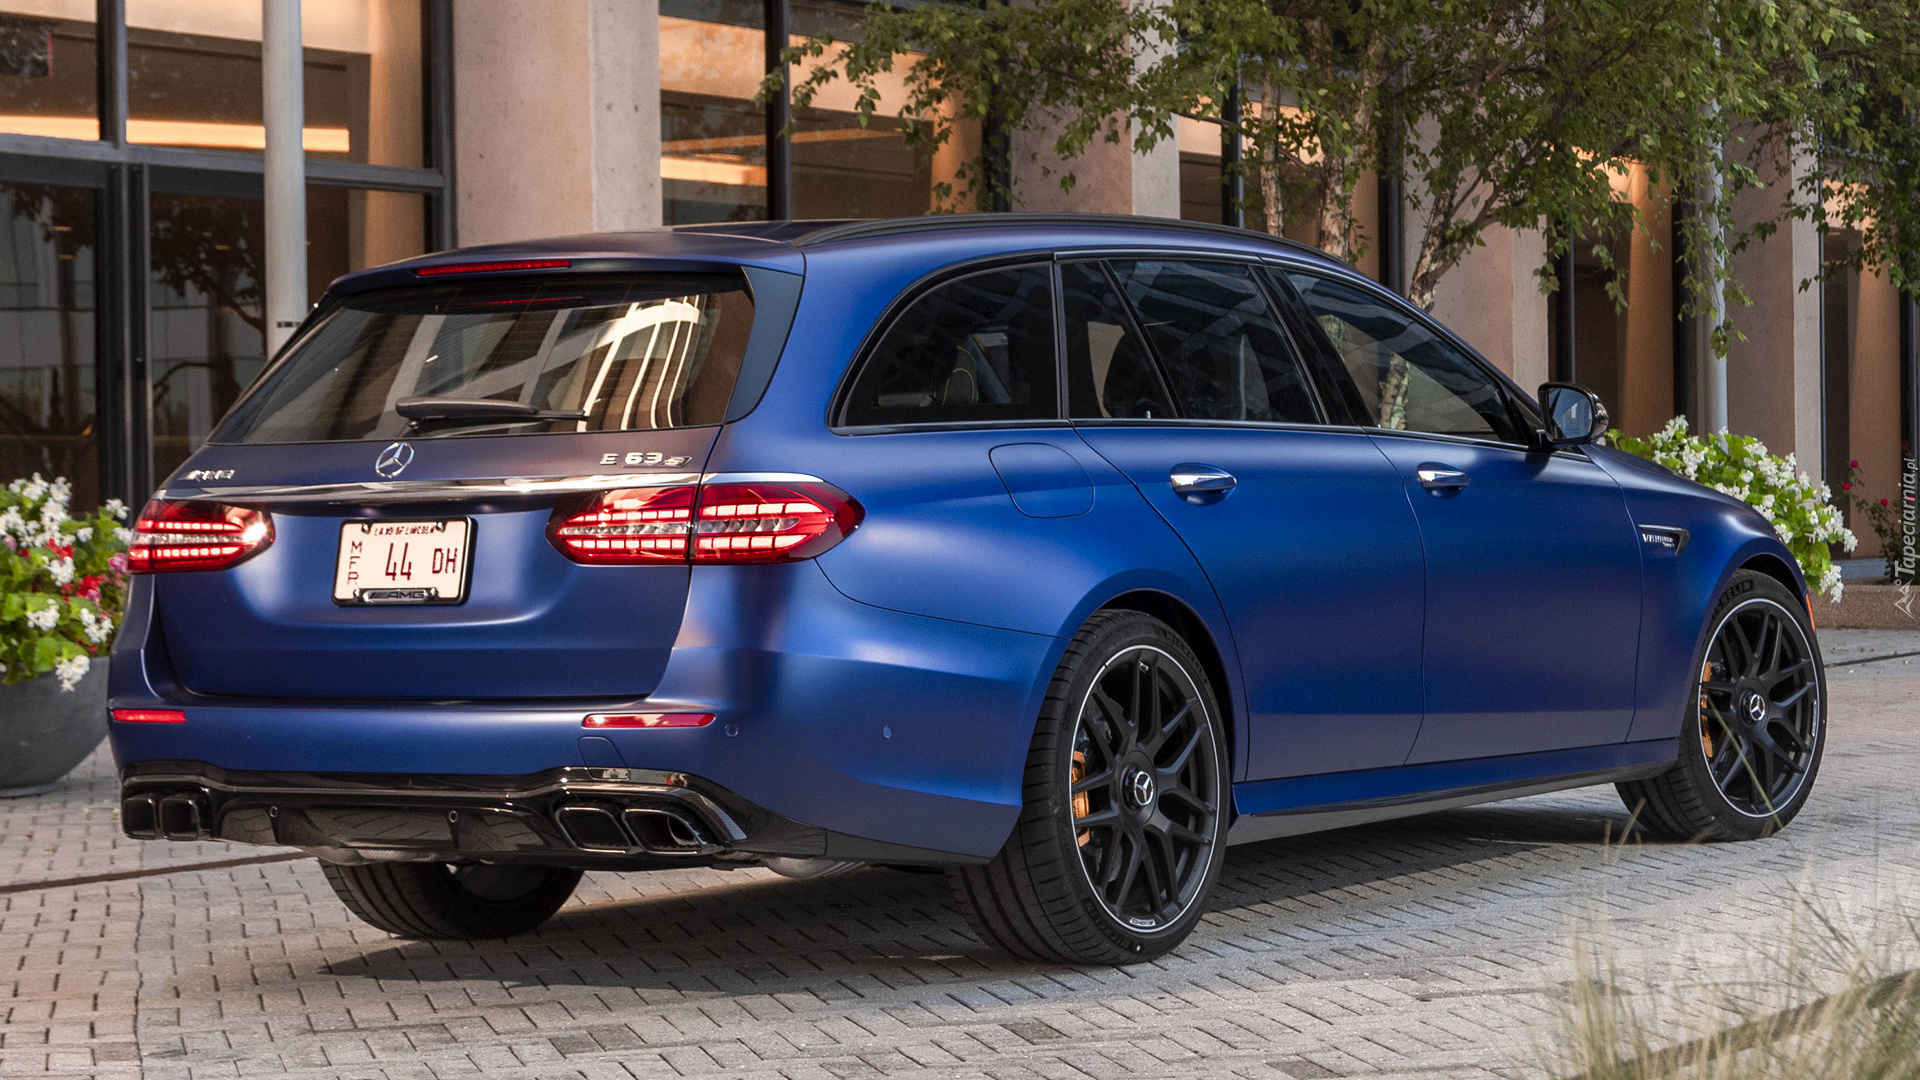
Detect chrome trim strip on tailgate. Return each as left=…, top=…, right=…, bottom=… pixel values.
left=158, top=472, right=829, bottom=505
left=157, top=472, right=706, bottom=504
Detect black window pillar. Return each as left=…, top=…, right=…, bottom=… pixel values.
left=764, top=0, right=793, bottom=220
left=1554, top=240, right=1577, bottom=384
left=1220, top=81, right=1243, bottom=229
left=1672, top=195, right=1695, bottom=429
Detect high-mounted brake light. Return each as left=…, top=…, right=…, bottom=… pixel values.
left=127, top=499, right=274, bottom=573
left=547, top=481, right=862, bottom=566
left=412, top=258, right=571, bottom=277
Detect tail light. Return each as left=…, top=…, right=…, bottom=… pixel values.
left=128, top=500, right=274, bottom=573
left=549, top=481, right=861, bottom=566
left=547, top=486, right=694, bottom=564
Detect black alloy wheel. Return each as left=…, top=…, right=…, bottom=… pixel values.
left=1696, top=596, right=1822, bottom=818
left=1069, top=644, right=1222, bottom=932
left=950, top=610, right=1229, bottom=964
left=1620, top=569, right=1826, bottom=842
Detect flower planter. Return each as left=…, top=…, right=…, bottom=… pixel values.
left=0, top=660, right=108, bottom=797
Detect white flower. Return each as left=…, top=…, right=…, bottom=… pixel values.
left=78, top=608, right=113, bottom=645
left=47, top=556, right=73, bottom=585
left=1740, top=470, right=1754, bottom=484
left=1774, top=522, right=1795, bottom=543
left=17, top=475, right=46, bottom=502
left=75, top=527, right=92, bottom=543
left=103, top=498, right=127, bottom=520
left=24, top=605, right=58, bottom=631
left=53, top=654, right=89, bottom=692
left=113, top=526, right=133, bottom=544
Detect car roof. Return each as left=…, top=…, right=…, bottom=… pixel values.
left=324, top=214, right=1355, bottom=299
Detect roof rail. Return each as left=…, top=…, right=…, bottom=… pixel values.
left=789, top=212, right=1320, bottom=254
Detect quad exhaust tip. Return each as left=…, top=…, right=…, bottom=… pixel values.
left=123, top=792, right=211, bottom=840
left=554, top=803, right=713, bottom=855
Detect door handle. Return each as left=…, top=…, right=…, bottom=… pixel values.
left=1416, top=465, right=1470, bottom=491
left=1170, top=464, right=1236, bottom=504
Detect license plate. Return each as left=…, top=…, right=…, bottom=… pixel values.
left=333, top=519, right=472, bottom=605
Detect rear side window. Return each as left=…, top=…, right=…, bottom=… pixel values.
left=841, top=264, right=1056, bottom=427
left=1107, top=260, right=1319, bottom=424
left=1061, top=261, right=1173, bottom=420
left=215, top=275, right=754, bottom=444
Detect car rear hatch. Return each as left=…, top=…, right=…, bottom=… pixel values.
left=142, top=252, right=801, bottom=700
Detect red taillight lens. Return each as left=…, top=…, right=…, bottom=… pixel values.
left=127, top=500, right=274, bottom=573
left=692, top=483, right=862, bottom=562
left=112, top=709, right=185, bottom=724
left=548, top=481, right=861, bottom=566
left=583, top=712, right=714, bottom=729
left=547, top=486, right=695, bottom=564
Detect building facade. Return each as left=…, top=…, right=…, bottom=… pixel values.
left=2, top=0, right=1915, bottom=553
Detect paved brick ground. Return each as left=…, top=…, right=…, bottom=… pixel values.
left=5, top=631, right=1919, bottom=1080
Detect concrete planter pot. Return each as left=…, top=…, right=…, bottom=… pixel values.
left=0, top=660, right=108, bottom=797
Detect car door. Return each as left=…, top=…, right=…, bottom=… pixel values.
left=1063, top=258, right=1428, bottom=781
left=1282, top=270, right=1643, bottom=763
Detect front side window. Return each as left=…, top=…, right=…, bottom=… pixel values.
left=1107, top=260, right=1318, bottom=424
left=1287, top=272, right=1524, bottom=444
left=215, top=275, right=755, bottom=444
left=841, top=264, right=1056, bottom=427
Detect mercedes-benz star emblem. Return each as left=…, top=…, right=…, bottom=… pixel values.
left=1744, top=691, right=1767, bottom=725
left=374, top=441, right=414, bottom=479
left=1124, top=766, right=1156, bottom=810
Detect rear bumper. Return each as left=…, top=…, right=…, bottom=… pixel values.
left=118, top=761, right=978, bottom=868
left=108, top=562, right=1062, bottom=860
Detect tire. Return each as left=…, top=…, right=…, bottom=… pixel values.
left=320, top=861, right=582, bottom=939
left=950, top=610, right=1229, bottom=965
left=1618, top=569, right=1826, bottom=842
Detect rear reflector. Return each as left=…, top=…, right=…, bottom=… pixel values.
left=113, top=709, right=186, bottom=724
left=548, top=481, right=861, bottom=566
left=128, top=500, right=273, bottom=573
left=583, top=712, right=715, bottom=729
left=412, top=258, right=571, bottom=277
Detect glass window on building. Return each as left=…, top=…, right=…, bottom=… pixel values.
left=124, top=0, right=425, bottom=166
left=0, top=180, right=99, bottom=507
left=661, top=0, right=976, bottom=223
left=0, top=4, right=98, bottom=141
left=1178, top=115, right=1225, bottom=225
left=1545, top=165, right=1675, bottom=438
left=148, top=184, right=426, bottom=481
left=660, top=0, right=766, bottom=224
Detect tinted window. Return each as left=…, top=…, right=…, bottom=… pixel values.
left=216, top=276, right=754, bottom=444
left=1061, top=261, right=1173, bottom=420
left=842, top=265, right=1057, bottom=427
left=1288, top=273, right=1524, bottom=443
left=1108, top=260, right=1318, bottom=424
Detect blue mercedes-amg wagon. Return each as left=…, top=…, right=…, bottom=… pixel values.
left=108, top=215, right=1825, bottom=964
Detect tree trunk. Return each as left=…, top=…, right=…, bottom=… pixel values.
left=1256, top=80, right=1284, bottom=237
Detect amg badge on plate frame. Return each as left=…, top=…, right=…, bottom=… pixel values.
left=333, top=519, right=472, bottom=605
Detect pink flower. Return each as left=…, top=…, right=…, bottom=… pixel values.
left=107, top=553, right=128, bottom=574
left=1842, top=481, right=1852, bottom=490
left=1852, top=459, right=1861, bottom=468
left=1883, top=498, right=1892, bottom=507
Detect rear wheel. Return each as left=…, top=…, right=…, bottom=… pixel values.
left=321, top=861, right=582, bottom=939
left=950, top=611, right=1228, bottom=964
left=1619, top=569, right=1825, bottom=842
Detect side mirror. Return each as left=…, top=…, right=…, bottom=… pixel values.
left=1537, top=382, right=1609, bottom=447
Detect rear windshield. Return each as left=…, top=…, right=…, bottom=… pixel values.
left=214, top=275, right=755, bottom=444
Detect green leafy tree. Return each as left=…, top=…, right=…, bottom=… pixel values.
left=779, top=0, right=1905, bottom=345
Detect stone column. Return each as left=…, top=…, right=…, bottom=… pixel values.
left=1725, top=153, right=1823, bottom=479
left=454, top=0, right=662, bottom=246
left=1426, top=223, right=1551, bottom=391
